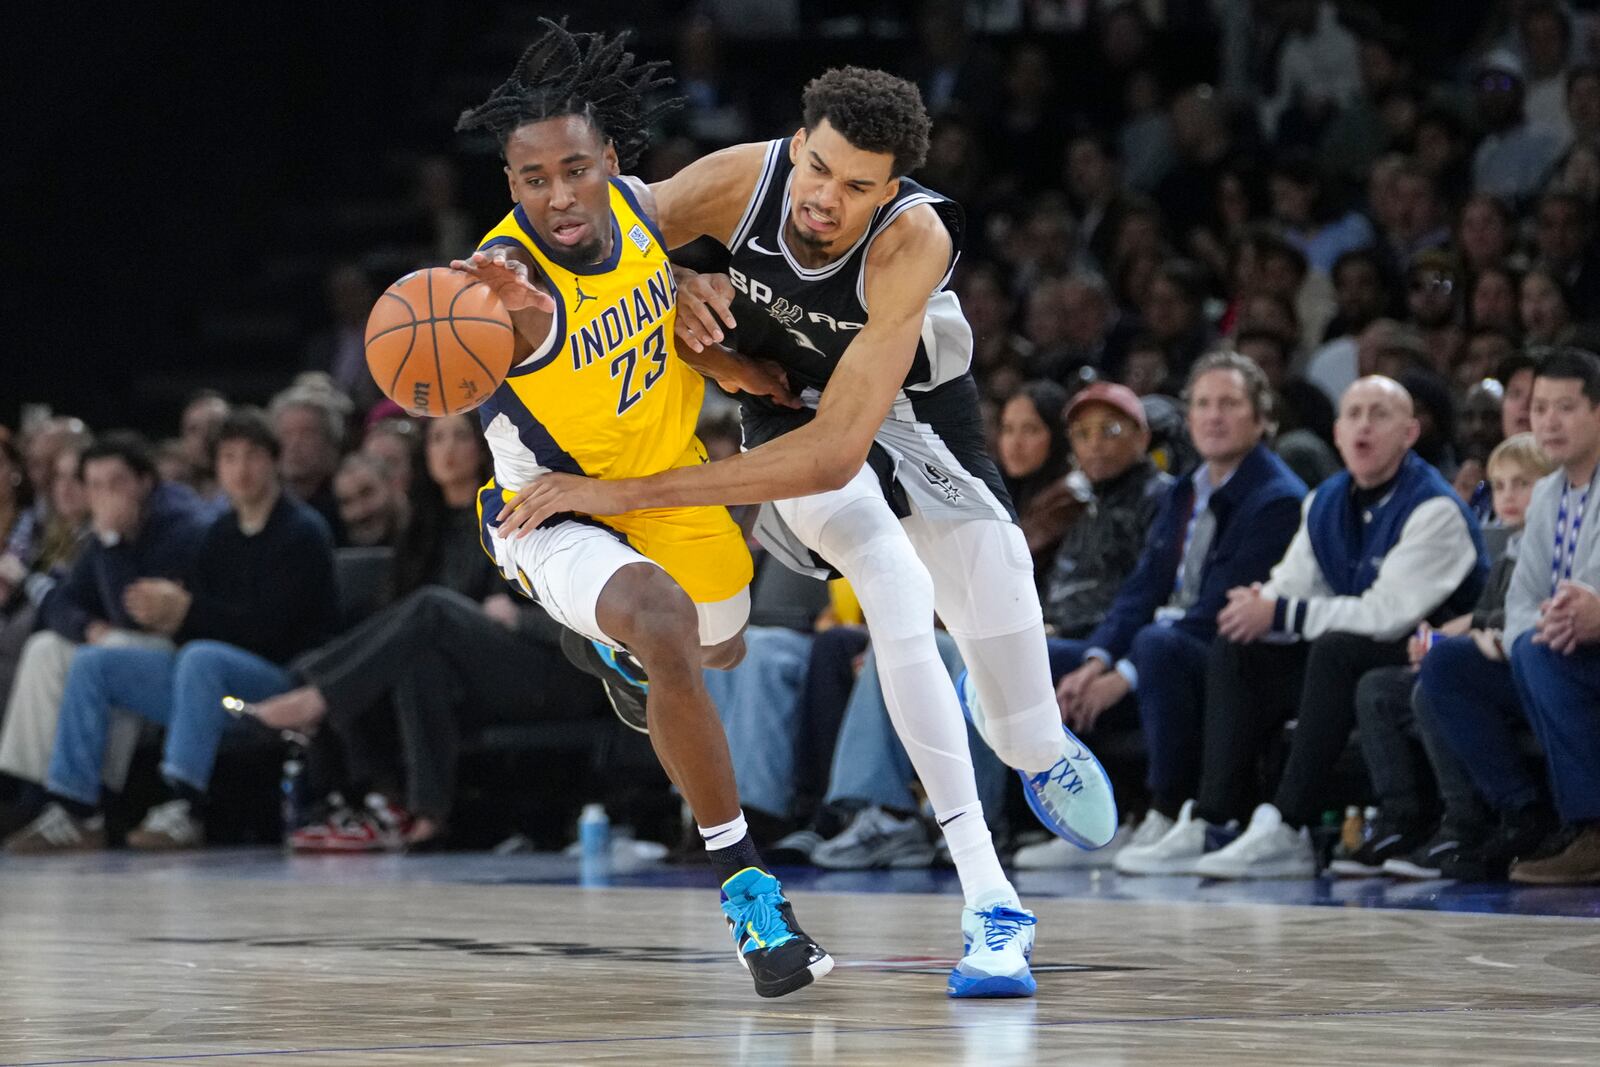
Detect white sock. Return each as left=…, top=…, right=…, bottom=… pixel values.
left=936, top=801, right=1015, bottom=907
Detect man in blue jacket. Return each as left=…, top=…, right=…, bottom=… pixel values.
left=0, top=433, right=210, bottom=822
left=1018, top=353, right=1307, bottom=870
left=1139, top=376, right=1488, bottom=879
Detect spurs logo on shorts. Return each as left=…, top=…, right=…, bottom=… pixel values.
left=922, top=463, right=962, bottom=503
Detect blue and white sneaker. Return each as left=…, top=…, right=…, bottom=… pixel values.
left=558, top=629, right=649, bottom=733
left=721, top=867, right=834, bottom=998
left=947, top=891, right=1038, bottom=998
left=957, top=669, right=1118, bottom=850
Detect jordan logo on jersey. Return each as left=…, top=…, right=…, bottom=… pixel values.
left=573, top=281, right=596, bottom=310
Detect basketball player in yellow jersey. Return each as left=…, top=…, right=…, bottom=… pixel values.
left=448, top=21, right=831, bottom=999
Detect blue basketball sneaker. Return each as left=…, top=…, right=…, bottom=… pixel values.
left=720, top=867, right=834, bottom=998
left=947, top=892, right=1038, bottom=998
left=558, top=629, right=649, bottom=733
left=956, top=669, right=1118, bottom=850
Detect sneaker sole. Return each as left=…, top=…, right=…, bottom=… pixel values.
left=1018, top=728, right=1119, bottom=850
left=947, top=969, right=1037, bottom=998
left=737, top=948, right=835, bottom=998
left=1382, top=858, right=1444, bottom=880
left=1328, top=858, right=1386, bottom=877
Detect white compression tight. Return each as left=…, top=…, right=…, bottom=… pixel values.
left=900, top=512, right=1063, bottom=776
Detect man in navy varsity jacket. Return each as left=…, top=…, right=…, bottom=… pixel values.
left=1133, top=376, right=1488, bottom=879
left=1017, top=354, right=1306, bottom=871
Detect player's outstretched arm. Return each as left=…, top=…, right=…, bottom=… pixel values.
left=449, top=245, right=556, bottom=359
left=494, top=209, right=950, bottom=531
left=647, top=142, right=770, bottom=250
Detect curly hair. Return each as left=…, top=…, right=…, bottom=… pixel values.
left=455, top=18, right=681, bottom=170
left=801, top=67, right=931, bottom=176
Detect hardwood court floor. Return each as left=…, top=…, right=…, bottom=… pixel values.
left=2, top=851, right=1599, bottom=1065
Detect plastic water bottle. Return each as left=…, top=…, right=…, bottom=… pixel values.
left=1361, top=805, right=1380, bottom=845
left=578, top=803, right=611, bottom=860
left=280, top=755, right=306, bottom=841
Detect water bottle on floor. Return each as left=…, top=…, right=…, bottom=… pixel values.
left=280, top=753, right=306, bottom=843
left=578, top=803, right=610, bottom=860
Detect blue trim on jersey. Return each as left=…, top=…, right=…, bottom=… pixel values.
left=513, top=203, right=624, bottom=277
left=610, top=178, right=667, bottom=252
left=489, top=384, right=585, bottom=476
left=476, top=236, right=525, bottom=253
left=506, top=273, right=568, bottom=378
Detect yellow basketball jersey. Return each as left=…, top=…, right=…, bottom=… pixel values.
left=474, top=180, right=703, bottom=487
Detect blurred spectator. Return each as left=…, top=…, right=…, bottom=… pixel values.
left=1305, top=248, right=1393, bottom=384
left=996, top=381, right=1074, bottom=580
left=0, top=433, right=209, bottom=827
left=1498, top=349, right=1541, bottom=436
left=1386, top=163, right=1453, bottom=271
left=1233, top=329, right=1338, bottom=484
left=1035, top=354, right=1305, bottom=872
left=1520, top=0, right=1576, bottom=139
left=1065, top=131, right=1135, bottom=274
left=1154, top=377, right=1488, bottom=880
left=1404, top=252, right=1467, bottom=380
left=3, top=410, right=338, bottom=853
left=1262, top=0, right=1361, bottom=143
left=961, top=264, right=1033, bottom=401
left=177, top=390, right=230, bottom=499
left=1566, top=62, right=1600, bottom=144
left=1459, top=378, right=1509, bottom=460
left=1471, top=265, right=1523, bottom=335
left=303, top=264, right=382, bottom=412
left=411, top=156, right=473, bottom=264
left=1456, top=194, right=1521, bottom=277
left=1040, top=383, right=1171, bottom=639
left=1342, top=431, right=1554, bottom=879
left=1269, top=151, right=1376, bottom=275
left=1318, top=19, right=1414, bottom=186
left=675, top=12, right=750, bottom=145
left=1136, top=260, right=1214, bottom=389
left=1158, top=87, right=1239, bottom=252
left=1521, top=266, right=1577, bottom=346
left=249, top=413, right=601, bottom=849
left=1532, top=190, right=1600, bottom=312
left=1471, top=50, right=1567, bottom=204
left=1458, top=328, right=1518, bottom=399
left=361, top=417, right=422, bottom=498
left=333, top=453, right=407, bottom=549
left=1117, top=66, right=1177, bottom=192
left=1420, top=351, right=1600, bottom=884
left=270, top=383, right=348, bottom=544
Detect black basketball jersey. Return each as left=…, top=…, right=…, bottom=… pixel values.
left=722, top=139, right=973, bottom=417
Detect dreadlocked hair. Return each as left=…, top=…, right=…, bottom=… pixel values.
left=455, top=18, right=681, bottom=170
left=801, top=67, right=931, bottom=176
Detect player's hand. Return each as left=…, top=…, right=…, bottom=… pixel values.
left=1066, top=671, right=1130, bottom=734
left=449, top=250, right=556, bottom=315
left=123, top=578, right=192, bottom=635
left=495, top=473, right=632, bottom=538
left=716, top=355, right=801, bottom=409
left=1217, top=584, right=1276, bottom=644
left=1407, top=624, right=1433, bottom=669
left=674, top=271, right=738, bottom=353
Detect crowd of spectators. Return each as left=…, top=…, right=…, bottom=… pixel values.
left=5, top=0, right=1600, bottom=885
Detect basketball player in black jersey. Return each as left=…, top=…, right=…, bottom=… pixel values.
left=490, top=67, right=1117, bottom=999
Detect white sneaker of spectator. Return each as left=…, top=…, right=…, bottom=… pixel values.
left=811, top=805, right=935, bottom=870
left=127, top=799, right=205, bottom=851
left=1113, top=801, right=1216, bottom=876
left=1193, top=803, right=1317, bottom=880
left=1014, top=817, right=1142, bottom=870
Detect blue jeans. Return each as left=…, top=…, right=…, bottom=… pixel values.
left=702, top=626, right=814, bottom=818
left=1126, top=625, right=1210, bottom=812
left=1510, top=634, right=1600, bottom=823
left=47, top=641, right=295, bottom=806
left=1415, top=634, right=1537, bottom=815
left=825, top=631, right=1008, bottom=825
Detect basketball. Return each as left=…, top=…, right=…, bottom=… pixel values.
left=365, top=267, right=515, bottom=416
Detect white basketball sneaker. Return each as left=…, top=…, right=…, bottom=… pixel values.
left=957, top=669, right=1118, bottom=849
left=1114, top=800, right=1213, bottom=876
left=1193, top=803, right=1318, bottom=880
left=947, top=890, right=1037, bottom=998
